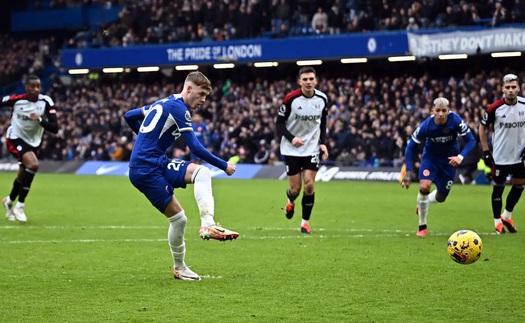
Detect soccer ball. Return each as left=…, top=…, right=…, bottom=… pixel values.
left=447, top=230, right=483, bottom=265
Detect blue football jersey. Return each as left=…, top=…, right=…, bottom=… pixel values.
left=411, top=112, right=470, bottom=159
left=129, top=94, right=194, bottom=168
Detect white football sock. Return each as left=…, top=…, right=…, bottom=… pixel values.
left=15, top=202, right=24, bottom=209
left=502, top=209, right=512, bottom=220
left=168, top=210, right=187, bottom=268
left=192, top=166, right=215, bottom=227
left=417, top=192, right=430, bottom=226
left=494, top=218, right=503, bottom=226
left=301, top=219, right=309, bottom=226
left=428, top=190, right=438, bottom=203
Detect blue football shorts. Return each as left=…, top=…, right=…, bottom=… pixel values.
left=419, top=157, right=456, bottom=196
left=129, top=158, right=190, bottom=213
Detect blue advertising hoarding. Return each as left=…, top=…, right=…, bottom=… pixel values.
left=75, top=161, right=262, bottom=179
left=61, top=32, right=409, bottom=68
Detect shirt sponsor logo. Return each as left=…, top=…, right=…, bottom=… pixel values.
left=499, top=121, right=525, bottom=128
left=294, top=115, right=321, bottom=121
left=17, top=114, right=32, bottom=121
left=430, top=136, right=454, bottom=143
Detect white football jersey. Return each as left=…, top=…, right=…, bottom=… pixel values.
left=3, top=93, right=55, bottom=147
left=481, top=96, right=525, bottom=165
left=277, top=88, right=327, bottom=156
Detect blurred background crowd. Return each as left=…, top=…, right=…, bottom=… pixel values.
left=0, top=0, right=524, bottom=170
left=55, top=0, right=525, bottom=48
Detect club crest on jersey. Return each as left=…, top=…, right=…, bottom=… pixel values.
left=314, top=104, right=321, bottom=109
left=423, top=169, right=430, bottom=176
left=185, top=111, right=191, bottom=122
left=278, top=104, right=286, bottom=116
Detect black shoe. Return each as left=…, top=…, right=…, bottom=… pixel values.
left=501, top=217, right=517, bottom=233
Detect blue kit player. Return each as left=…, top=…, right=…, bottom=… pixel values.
left=124, top=71, right=238, bottom=281
left=401, top=97, right=476, bottom=237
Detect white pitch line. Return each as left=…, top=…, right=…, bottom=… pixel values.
left=0, top=225, right=497, bottom=236
left=0, top=225, right=452, bottom=233
left=0, top=231, right=499, bottom=244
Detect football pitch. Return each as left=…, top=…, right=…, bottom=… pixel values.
left=1, top=173, right=524, bottom=323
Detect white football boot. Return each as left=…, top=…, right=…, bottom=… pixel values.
left=2, top=197, right=15, bottom=222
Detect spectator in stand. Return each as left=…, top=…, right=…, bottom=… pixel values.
left=510, top=0, right=525, bottom=23
left=406, top=17, right=419, bottom=30
left=457, top=2, right=474, bottom=26
left=312, top=7, right=328, bottom=34
left=271, top=0, right=291, bottom=32
left=327, top=5, right=345, bottom=34
left=491, top=0, right=508, bottom=26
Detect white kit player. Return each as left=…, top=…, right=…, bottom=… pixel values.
left=479, top=73, right=525, bottom=234
left=276, top=66, right=329, bottom=234
left=2, top=75, right=58, bottom=222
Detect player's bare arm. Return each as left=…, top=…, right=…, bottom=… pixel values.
left=291, top=137, right=304, bottom=147
left=478, top=124, right=489, bottom=151
left=401, top=171, right=412, bottom=189
left=28, top=113, right=41, bottom=121
left=319, top=144, right=328, bottom=160
left=225, top=161, right=236, bottom=176
left=448, top=155, right=463, bottom=167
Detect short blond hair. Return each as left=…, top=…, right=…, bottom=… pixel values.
left=433, top=97, right=449, bottom=107
left=185, top=71, right=212, bottom=92
left=503, top=74, right=518, bottom=84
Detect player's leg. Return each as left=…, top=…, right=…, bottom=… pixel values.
left=180, top=163, right=238, bottom=241
left=3, top=138, right=23, bottom=221
left=491, top=164, right=508, bottom=234
left=7, top=142, right=38, bottom=223
left=286, top=173, right=301, bottom=219
left=129, top=166, right=199, bottom=281
left=283, top=156, right=302, bottom=219
left=416, top=159, right=438, bottom=236
left=3, top=169, right=21, bottom=222
left=419, top=165, right=455, bottom=236
left=416, top=179, right=432, bottom=236
left=501, top=166, right=525, bottom=233
left=163, top=197, right=200, bottom=281
left=300, top=169, right=318, bottom=234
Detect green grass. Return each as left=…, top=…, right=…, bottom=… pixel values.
left=1, top=173, right=524, bottom=322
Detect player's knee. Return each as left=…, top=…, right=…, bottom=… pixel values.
left=179, top=213, right=187, bottom=226
left=419, top=186, right=431, bottom=194
left=192, top=165, right=211, bottom=183
left=289, top=185, right=301, bottom=195
left=436, top=192, right=447, bottom=203
left=303, top=183, right=314, bottom=195
left=25, top=162, right=39, bottom=172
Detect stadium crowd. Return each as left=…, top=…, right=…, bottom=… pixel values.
left=1, top=64, right=523, bottom=168
left=1, top=1, right=525, bottom=167
left=59, top=0, right=525, bottom=48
